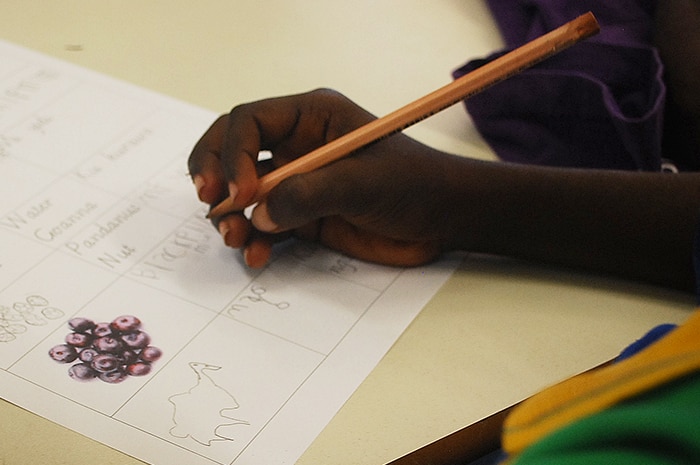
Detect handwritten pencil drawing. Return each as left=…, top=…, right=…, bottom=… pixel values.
left=227, top=284, right=291, bottom=315
left=168, top=362, right=249, bottom=446
left=0, top=294, right=64, bottom=343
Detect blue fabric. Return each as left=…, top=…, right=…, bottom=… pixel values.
left=615, top=324, right=678, bottom=362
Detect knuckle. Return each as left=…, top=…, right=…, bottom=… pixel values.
left=227, top=102, right=254, bottom=125
left=308, top=87, right=344, bottom=100
left=307, top=88, right=353, bottom=110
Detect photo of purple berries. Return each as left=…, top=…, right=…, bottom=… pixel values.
left=49, top=315, right=162, bottom=383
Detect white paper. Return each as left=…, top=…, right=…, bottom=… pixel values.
left=0, top=39, right=458, bottom=465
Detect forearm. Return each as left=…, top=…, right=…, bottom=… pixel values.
left=441, top=158, right=700, bottom=291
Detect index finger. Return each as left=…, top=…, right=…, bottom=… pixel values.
left=187, top=115, right=228, bottom=206
left=219, top=95, right=312, bottom=208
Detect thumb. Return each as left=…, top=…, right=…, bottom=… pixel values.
left=250, top=166, right=354, bottom=233
left=249, top=201, right=282, bottom=233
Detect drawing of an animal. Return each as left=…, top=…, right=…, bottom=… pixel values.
left=169, top=362, right=249, bottom=446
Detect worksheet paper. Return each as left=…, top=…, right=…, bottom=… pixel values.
left=0, top=40, right=458, bottom=464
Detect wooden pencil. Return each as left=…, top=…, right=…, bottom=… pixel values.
left=207, top=12, right=599, bottom=218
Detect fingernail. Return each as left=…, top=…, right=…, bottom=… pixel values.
left=251, top=203, right=279, bottom=232
left=193, top=174, right=205, bottom=199
left=228, top=182, right=238, bottom=204
left=243, top=247, right=251, bottom=266
left=218, top=220, right=230, bottom=244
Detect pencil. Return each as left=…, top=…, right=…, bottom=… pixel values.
left=207, top=12, right=599, bottom=219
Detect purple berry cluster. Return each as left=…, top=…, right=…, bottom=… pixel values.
left=49, top=315, right=162, bottom=383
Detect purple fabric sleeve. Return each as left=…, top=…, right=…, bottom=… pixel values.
left=454, top=1, right=666, bottom=171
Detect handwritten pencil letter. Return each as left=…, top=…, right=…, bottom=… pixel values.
left=0, top=40, right=457, bottom=464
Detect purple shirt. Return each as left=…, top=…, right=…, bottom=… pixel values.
left=454, top=1, right=667, bottom=170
